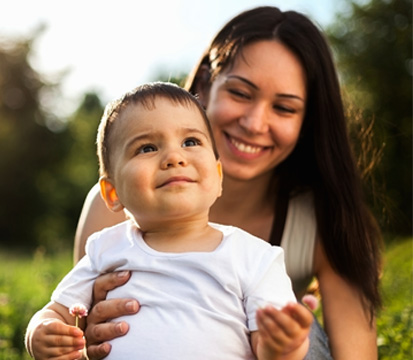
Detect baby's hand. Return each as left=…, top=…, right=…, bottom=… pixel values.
left=31, top=319, right=85, bottom=360
left=255, top=302, right=312, bottom=360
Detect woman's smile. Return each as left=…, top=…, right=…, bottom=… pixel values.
left=225, top=133, right=271, bottom=159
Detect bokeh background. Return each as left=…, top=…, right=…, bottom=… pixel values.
left=0, top=0, right=411, bottom=358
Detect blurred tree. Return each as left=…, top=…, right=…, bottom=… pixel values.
left=0, top=31, right=69, bottom=250
left=151, top=71, right=187, bottom=86
left=47, top=92, right=104, bottom=248
left=0, top=29, right=104, bottom=251
left=327, top=0, right=412, bottom=234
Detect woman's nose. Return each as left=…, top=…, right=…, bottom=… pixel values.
left=238, top=104, right=269, bottom=134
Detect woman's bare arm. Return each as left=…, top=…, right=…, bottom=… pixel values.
left=74, top=183, right=127, bottom=263
left=314, top=239, right=378, bottom=360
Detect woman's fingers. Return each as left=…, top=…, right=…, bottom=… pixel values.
left=92, top=271, right=131, bottom=305
left=84, top=322, right=129, bottom=360
left=84, top=272, right=139, bottom=359
left=86, top=298, right=139, bottom=328
left=86, top=342, right=112, bottom=360
left=85, top=320, right=129, bottom=344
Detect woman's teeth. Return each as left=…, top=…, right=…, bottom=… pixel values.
left=230, top=137, right=263, bottom=154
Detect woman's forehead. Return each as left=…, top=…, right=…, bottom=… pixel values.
left=218, top=40, right=307, bottom=98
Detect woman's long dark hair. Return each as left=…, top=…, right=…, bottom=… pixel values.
left=185, top=6, right=382, bottom=322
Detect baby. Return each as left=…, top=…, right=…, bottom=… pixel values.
left=25, top=82, right=312, bottom=360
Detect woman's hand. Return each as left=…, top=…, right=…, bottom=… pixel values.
left=84, top=271, right=140, bottom=360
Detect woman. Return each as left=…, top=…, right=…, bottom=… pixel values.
left=74, top=7, right=382, bottom=360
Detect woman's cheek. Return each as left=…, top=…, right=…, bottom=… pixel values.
left=207, top=96, right=237, bottom=126
left=272, top=121, right=302, bottom=148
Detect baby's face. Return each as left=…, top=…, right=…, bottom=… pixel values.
left=107, top=97, right=222, bottom=229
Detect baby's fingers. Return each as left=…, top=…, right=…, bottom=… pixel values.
left=258, top=306, right=301, bottom=338
left=256, top=306, right=306, bottom=356
left=32, top=320, right=85, bottom=359
left=37, top=347, right=84, bottom=360
left=282, top=302, right=314, bottom=329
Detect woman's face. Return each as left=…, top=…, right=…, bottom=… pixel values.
left=204, top=40, right=307, bottom=181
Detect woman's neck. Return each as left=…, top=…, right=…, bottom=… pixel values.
left=209, top=173, right=276, bottom=241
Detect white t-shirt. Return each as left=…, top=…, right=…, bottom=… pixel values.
left=52, top=221, right=296, bottom=360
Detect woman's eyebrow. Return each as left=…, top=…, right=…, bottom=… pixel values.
left=225, top=75, right=258, bottom=89
left=278, top=93, right=305, bottom=102
left=225, top=74, right=305, bottom=102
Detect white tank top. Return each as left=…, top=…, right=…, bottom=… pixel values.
left=280, top=192, right=316, bottom=296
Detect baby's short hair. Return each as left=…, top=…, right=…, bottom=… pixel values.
left=97, top=82, right=218, bottom=177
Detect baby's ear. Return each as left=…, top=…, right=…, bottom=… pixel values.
left=217, top=160, right=223, bottom=179
left=99, top=177, right=124, bottom=212
left=216, top=160, right=223, bottom=197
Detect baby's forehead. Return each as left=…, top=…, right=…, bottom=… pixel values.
left=124, top=97, right=204, bottom=122
left=114, top=97, right=210, bottom=138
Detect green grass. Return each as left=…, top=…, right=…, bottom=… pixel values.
left=377, top=238, right=413, bottom=359
left=0, top=238, right=411, bottom=359
left=0, top=248, right=72, bottom=360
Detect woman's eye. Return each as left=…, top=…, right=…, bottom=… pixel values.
left=182, top=138, right=200, bottom=147
left=274, top=104, right=295, bottom=114
left=228, top=88, right=250, bottom=99
left=138, top=144, right=157, bottom=154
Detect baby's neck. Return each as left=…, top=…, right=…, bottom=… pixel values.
left=140, top=220, right=223, bottom=253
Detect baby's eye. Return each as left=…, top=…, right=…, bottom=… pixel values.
left=182, top=137, right=201, bottom=148
left=138, top=144, right=157, bottom=154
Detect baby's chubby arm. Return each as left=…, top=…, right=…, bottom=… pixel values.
left=25, top=301, right=86, bottom=360
left=251, top=301, right=313, bottom=360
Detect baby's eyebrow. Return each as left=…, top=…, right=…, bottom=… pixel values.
left=124, top=128, right=209, bottom=150
left=182, top=127, right=209, bottom=137
left=125, top=133, right=152, bottom=151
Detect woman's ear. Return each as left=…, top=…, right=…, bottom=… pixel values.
left=99, top=177, right=124, bottom=212
left=194, top=64, right=211, bottom=108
